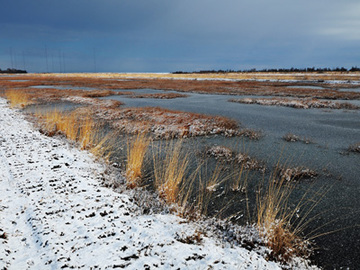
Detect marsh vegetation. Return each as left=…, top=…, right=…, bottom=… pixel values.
left=1, top=72, right=359, bottom=269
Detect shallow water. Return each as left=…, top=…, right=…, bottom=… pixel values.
left=286, top=85, right=326, bottom=90
left=336, top=87, right=360, bottom=93
left=24, top=101, right=82, bottom=113
left=286, top=84, right=360, bottom=93
left=102, top=89, right=360, bottom=149
left=101, top=88, right=360, bottom=269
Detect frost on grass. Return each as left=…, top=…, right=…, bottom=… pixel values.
left=230, top=97, right=360, bottom=110
left=63, top=96, right=123, bottom=108
left=92, top=106, right=241, bottom=139
left=0, top=97, right=289, bottom=270
left=348, top=142, right=360, bottom=153
left=278, top=166, right=318, bottom=181
left=207, top=145, right=265, bottom=172
left=1, top=86, right=262, bottom=140
left=283, top=133, right=313, bottom=144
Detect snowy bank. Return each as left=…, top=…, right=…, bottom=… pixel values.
left=0, top=98, right=315, bottom=269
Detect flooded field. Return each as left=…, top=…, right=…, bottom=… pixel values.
left=1, top=73, right=359, bottom=269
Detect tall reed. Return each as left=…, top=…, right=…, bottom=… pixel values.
left=256, top=170, right=328, bottom=262
left=5, top=89, right=32, bottom=108
left=153, top=140, right=189, bottom=204
left=35, top=110, right=98, bottom=150
left=126, top=133, right=151, bottom=188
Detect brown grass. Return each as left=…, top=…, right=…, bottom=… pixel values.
left=257, top=176, right=304, bottom=261
left=256, top=171, right=327, bottom=262
left=125, top=133, right=151, bottom=188
left=35, top=109, right=117, bottom=162
left=4, top=89, right=33, bottom=108
left=89, top=131, right=118, bottom=161
left=35, top=110, right=98, bottom=149
left=99, top=106, right=239, bottom=139
left=2, top=73, right=360, bottom=101
left=1, top=84, right=121, bottom=107
left=81, top=90, right=117, bottom=98
left=153, top=140, right=189, bottom=204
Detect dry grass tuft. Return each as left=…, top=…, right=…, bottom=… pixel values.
left=35, top=109, right=119, bottom=164
left=126, top=133, right=151, bottom=188
left=5, top=89, right=32, bottom=108
left=256, top=171, right=327, bottom=262
left=231, top=165, right=248, bottom=193
left=35, top=110, right=98, bottom=150
left=89, top=132, right=118, bottom=161
left=153, top=140, right=189, bottom=204
left=257, top=176, right=304, bottom=261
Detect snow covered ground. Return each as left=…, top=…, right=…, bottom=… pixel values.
left=0, top=98, right=314, bottom=269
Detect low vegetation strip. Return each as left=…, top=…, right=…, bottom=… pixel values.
left=0, top=98, right=285, bottom=269
left=2, top=74, right=360, bottom=101
left=229, top=97, right=360, bottom=110
left=0, top=88, right=254, bottom=140
left=127, top=92, right=188, bottom=99
left=89, top=106, right=241, bottom=139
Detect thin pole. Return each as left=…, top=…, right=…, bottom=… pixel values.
left=22, top=50, right=26, bottom=71
left=45, top=46, right=49, bottom=72
left=10, top=47, right=14, bottom=69
left=93, top=48, right=97, bottom=73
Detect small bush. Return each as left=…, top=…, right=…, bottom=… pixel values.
left=283, top=133, right=313, bottom=144
left=348, top=142, right=360, bottom=153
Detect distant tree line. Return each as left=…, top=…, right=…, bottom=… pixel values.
left=0, top=68, right=27, bottom=74
left=173, top=66, right=360, bottom=74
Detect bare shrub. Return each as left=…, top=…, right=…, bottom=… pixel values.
left=348, top=142, right=360, bottom=153
left=278, top=167, right=318, bottom=182
left=283, top=133, right=313, bottom=144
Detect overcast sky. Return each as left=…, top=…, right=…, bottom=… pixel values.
left=1, top=0, right=359, bottom=72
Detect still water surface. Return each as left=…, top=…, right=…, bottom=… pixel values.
left=101, top=88, right=360, bottom=269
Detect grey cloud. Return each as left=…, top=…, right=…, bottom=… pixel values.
left=1, top=0, right=359, bottom=72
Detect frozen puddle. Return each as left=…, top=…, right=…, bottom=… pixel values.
left=0, top=98, right=288, bottom=269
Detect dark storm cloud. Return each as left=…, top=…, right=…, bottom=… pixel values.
left=1, top=0, right=359, bottom=72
